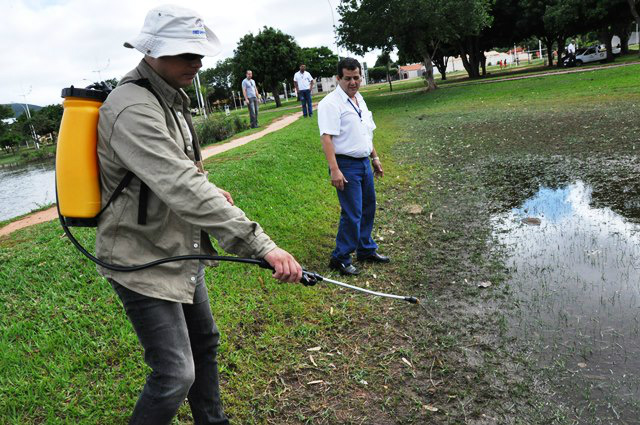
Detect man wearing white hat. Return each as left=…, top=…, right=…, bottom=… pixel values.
left=97, top=5, right=302, bottom=424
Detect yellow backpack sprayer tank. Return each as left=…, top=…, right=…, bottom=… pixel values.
left=56, top=86, right=108, bottom=226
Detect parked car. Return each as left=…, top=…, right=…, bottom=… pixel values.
left=564, top=43, right=622, bottom=67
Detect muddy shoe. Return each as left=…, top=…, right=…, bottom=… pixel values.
left=329, top=258, right=360, bottom=275
left=357, top=252, right=391, bottom=263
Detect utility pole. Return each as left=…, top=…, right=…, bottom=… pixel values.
left=327, top=0, right=341, bottom=59
left=193, top=73, right=207, bottom=119
left=539, top=39, right=542, bottom=63
left=19, top=87, right=39, bottom=149
left=91, top=59, right=110, bottom=84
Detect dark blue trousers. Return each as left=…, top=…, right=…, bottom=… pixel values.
left=299, top=89, right=313, bottom=117
left=331, top=156, right=378, bottom=264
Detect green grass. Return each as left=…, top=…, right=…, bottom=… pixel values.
left=1, top=62, right=638, bottom=424
left=0, top=144, right=56, bottom=166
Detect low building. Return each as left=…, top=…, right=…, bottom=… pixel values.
left=398, top=64, right=425, bottom=80
left=312, top=75, right=367, bottom=94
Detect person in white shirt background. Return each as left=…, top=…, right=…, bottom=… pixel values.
left=293, top=64, right=314, bottom=117
left=317, top=57, right=390, bottom=276
left=567, top=40, right=576, bottom=65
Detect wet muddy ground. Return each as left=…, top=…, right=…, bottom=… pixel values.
left=374, top=77, right=640, bottom=423
left=493, top=180, right=640, bottom=422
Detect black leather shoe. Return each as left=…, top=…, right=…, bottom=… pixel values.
left=357, top=252, right=391, bottom=263
left=329, top=258, right=360, bottom=275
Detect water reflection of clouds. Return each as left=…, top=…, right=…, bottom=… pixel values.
left=512, top=185, right=574, bottom=222
left=493, top=180, right=640, bottom=418
left=510, top=181, right=640, bottom=245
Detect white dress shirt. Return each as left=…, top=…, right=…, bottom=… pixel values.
left=293, top=71, right=314, bottom=90
left=317, top=85, right=376, bottom=158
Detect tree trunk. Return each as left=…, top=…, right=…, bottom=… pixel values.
left=632, top=0, right=640, bottom=57
left=556, top=37, right=565, bottom=68
left=457, top=38, right=480, bottom=78
left=422, top=54, right=438, bottom=91
left=386, top=63, right=393, bottom=92
left=272, top=86, right=282, bottom=107
left=600, top=30, right=615, bottom=62
left=620, top=30, right=630, bottom=55
left=628, top=0, right=640, bottom=26
left=432, top=52, right=448, bottom=80
left=480, top=52, right=487, bottom=76
left=458, top=41, right=473, bottom=76
left=544, top=38, right=554, bottom=67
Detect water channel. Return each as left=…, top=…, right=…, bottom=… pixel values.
left=0, top=161, right=56, bottom=222
left=492, top=181, right=640, bottom=422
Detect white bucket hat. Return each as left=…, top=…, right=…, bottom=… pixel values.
left=124, top=4, right=221, bottom=58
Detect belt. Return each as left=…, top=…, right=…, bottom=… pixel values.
left=335, top=154, right=369, bottom=160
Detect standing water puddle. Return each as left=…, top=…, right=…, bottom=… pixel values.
left=492, top=181, right=640, bottom=421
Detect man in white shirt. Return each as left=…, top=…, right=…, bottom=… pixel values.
left=293, top=64, right=314, bottom=117
left=317, top=57, right=389, bottom=276
left=567, top=40, right=576, bottom=66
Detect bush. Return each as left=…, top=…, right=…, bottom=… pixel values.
left=195, top=114, right=250, bottom=145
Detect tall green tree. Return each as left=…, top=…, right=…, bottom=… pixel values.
left=577, top=0, right=633, bottom=61
left=374, top=50, right=396, bottom=90
left=338, top=0, right=492, bottom=87
left=298, top=47, right=339, bottom=78
left=0, top=129, right=22, bottom=153
left=233, top=27, right=300, bottom=107
left=30, top=104, right=63, bottom=137
left=337, top=0, right=396, bottom=83
left=200, top=58, right=235, bottom=106
left=629, top=0, right=640, bottom=31
left=0, top=104, right=14, bottom=137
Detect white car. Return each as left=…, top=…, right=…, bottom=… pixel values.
left=574, top=46, right=606, bottom=65
left=565, top=42, right=622, bottom=66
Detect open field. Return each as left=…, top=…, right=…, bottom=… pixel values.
left=361, top=50, right=640, bottom=97
left=0, top=62, right=638, bottom=424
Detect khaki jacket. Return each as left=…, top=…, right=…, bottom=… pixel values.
left=96, top=59, right=276, bottom=303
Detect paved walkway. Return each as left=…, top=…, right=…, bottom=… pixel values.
left=379, top=61, right=640, bottom=97
left=0, top=111, right=305, bottom=238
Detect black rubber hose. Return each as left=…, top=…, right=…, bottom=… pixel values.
left=56, top=207, right=271, bottom=273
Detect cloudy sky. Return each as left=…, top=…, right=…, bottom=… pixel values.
left=0, top=0, right=382, bottom=107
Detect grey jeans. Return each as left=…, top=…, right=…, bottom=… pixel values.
left=247, top=97, right=259, bottom=128
left=110, top=265, right=229, bottom=425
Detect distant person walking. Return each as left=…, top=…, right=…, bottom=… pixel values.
left=293, top=64, right=314, bottom=117
left=567, top=40, right=576, bottom=66
left=242, top=70, right=260, bottom=128
left=318, top=57, right=389, bottom=276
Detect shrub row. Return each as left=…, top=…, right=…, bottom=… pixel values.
left=195, top=114, right=249, bottom=145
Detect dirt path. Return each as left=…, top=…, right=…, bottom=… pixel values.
left=201, top=111, right=302, bottom=159
left=380, top=60, right=640, bottom=96
left=0, top=111, right=305, bottom=238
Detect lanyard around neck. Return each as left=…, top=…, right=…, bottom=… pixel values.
left=347, top=98, right=362, bottom=120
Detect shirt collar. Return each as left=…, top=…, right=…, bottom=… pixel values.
left=336, top=84, right=363, bottom=105
left=131, top=59, right=189, bottom=109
